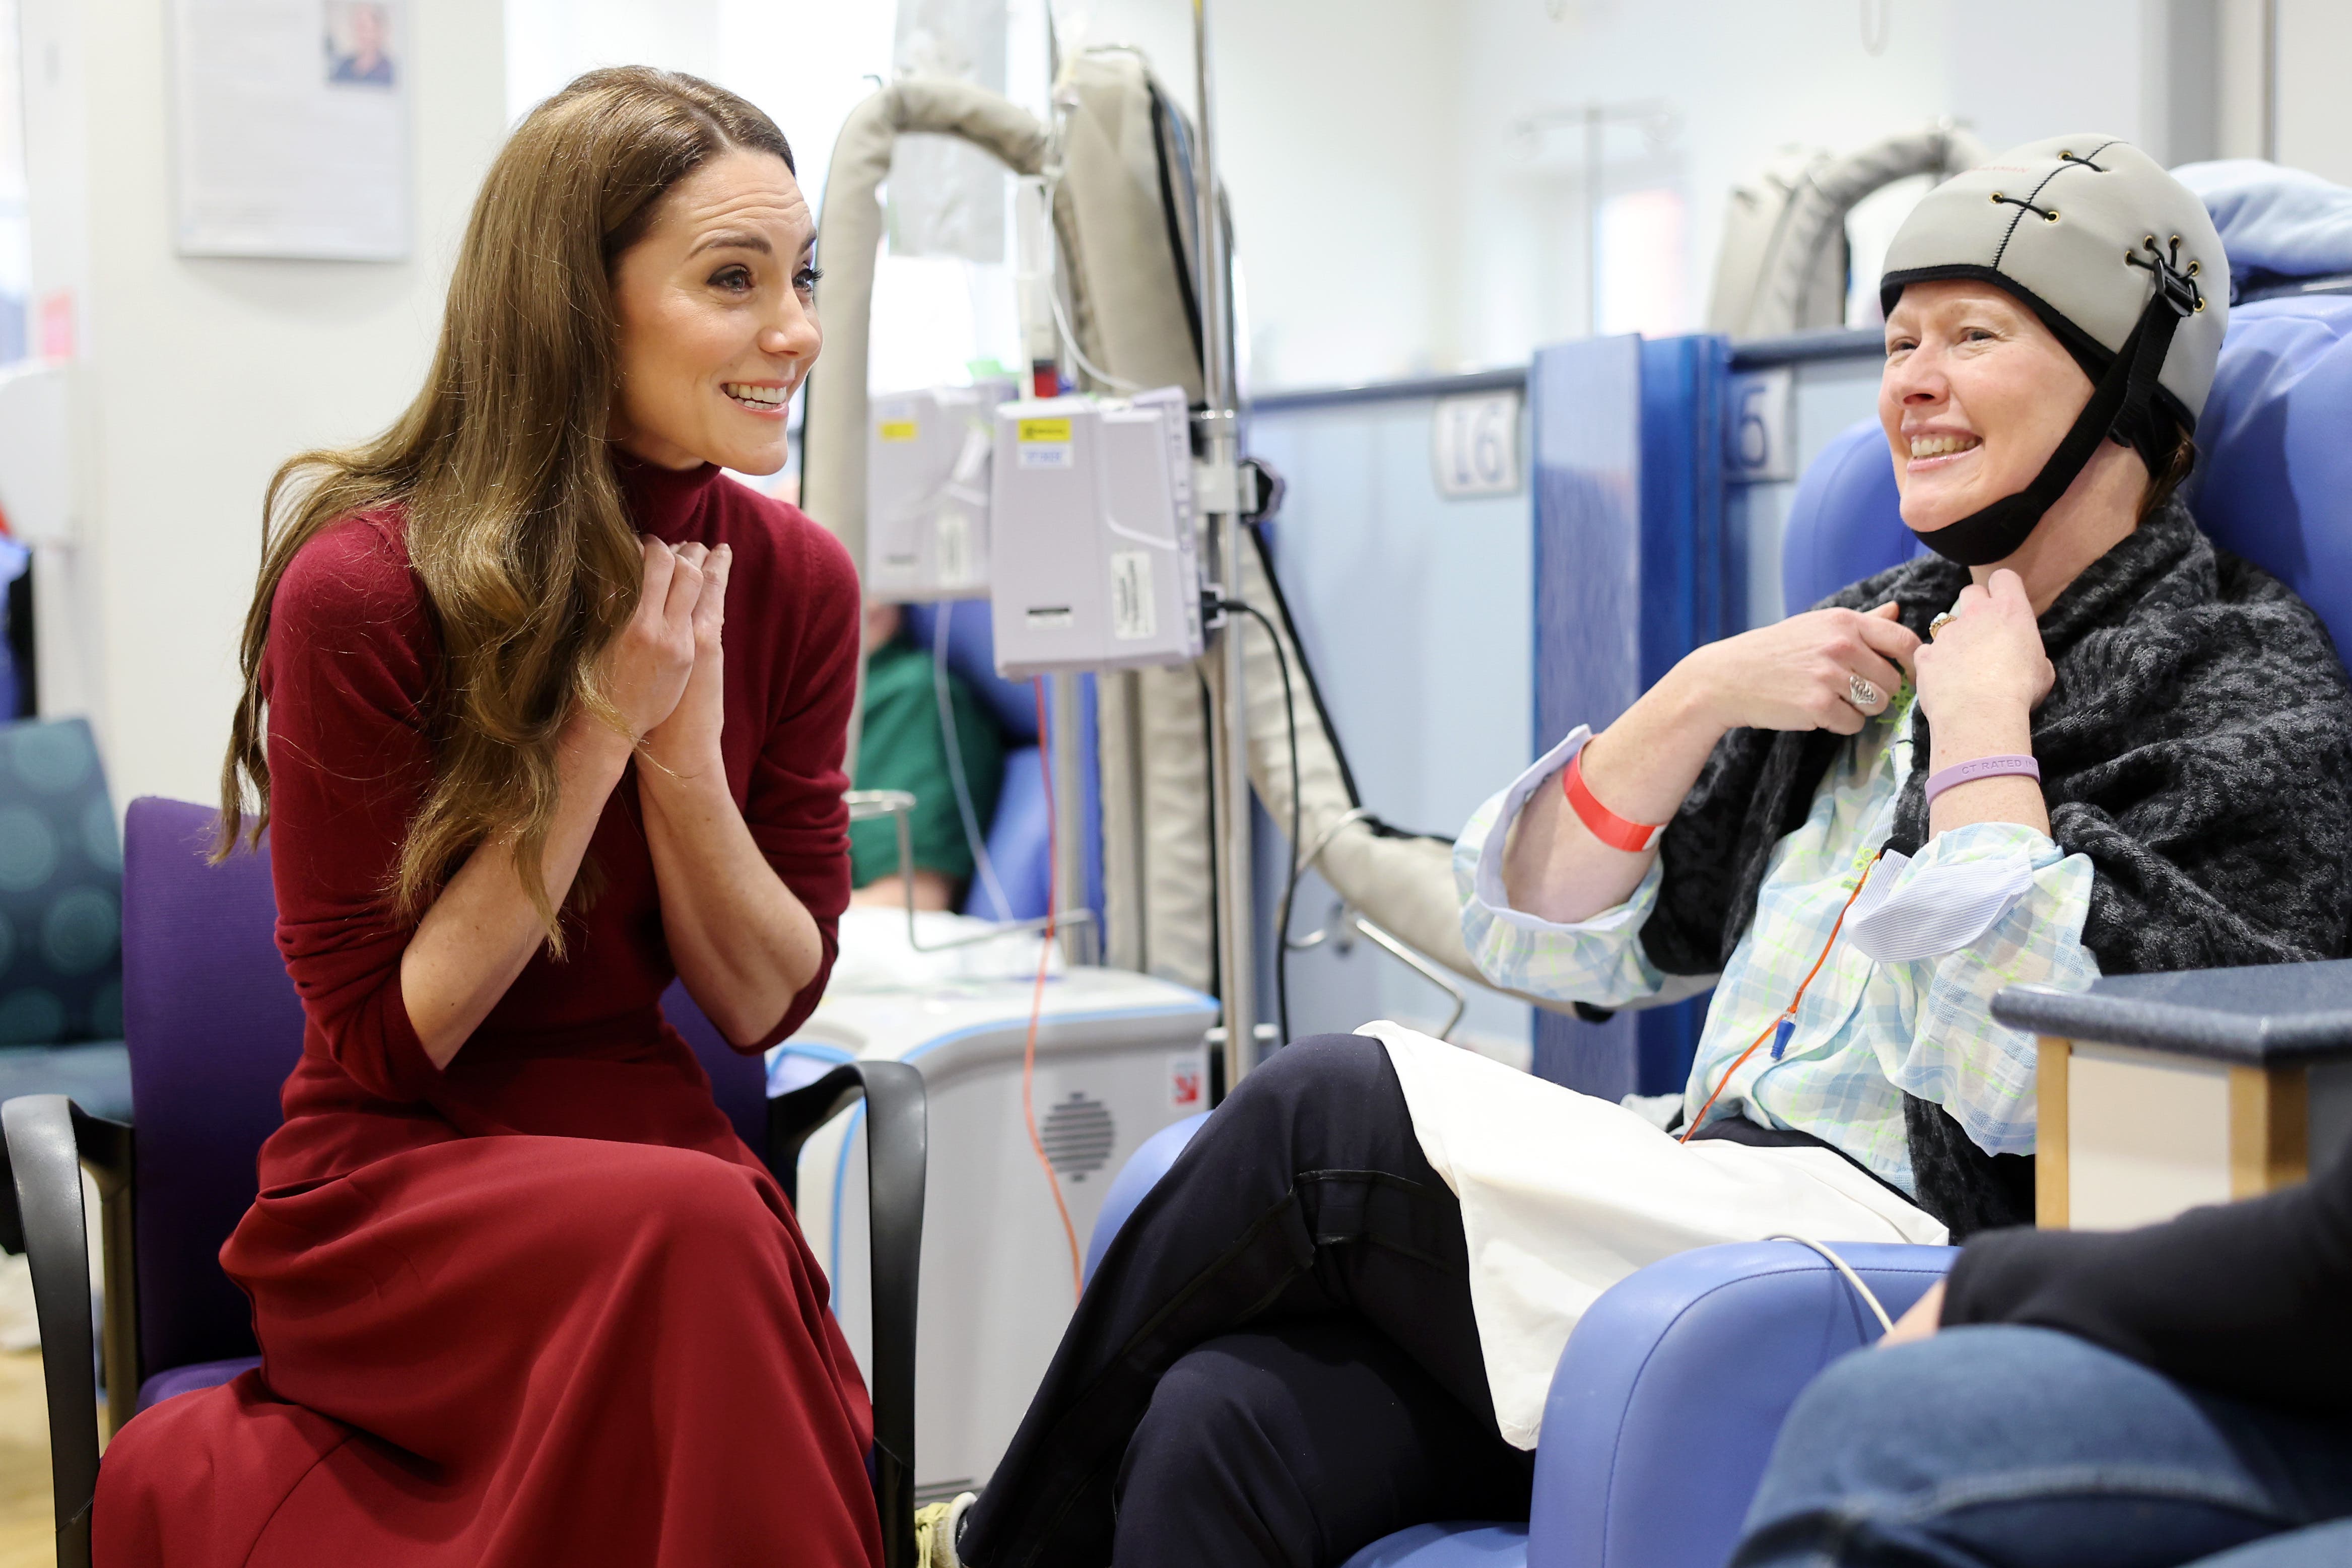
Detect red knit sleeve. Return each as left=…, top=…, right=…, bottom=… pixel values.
left=261, top=516, right=443, bottom=1102
left=742, top=512, right=859, bottom=1050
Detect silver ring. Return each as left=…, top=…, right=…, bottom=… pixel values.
left=1847, top=674, right=1879, bottom=710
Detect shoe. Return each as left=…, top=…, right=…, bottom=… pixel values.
left=914, top=1491, right=978, bottom=1568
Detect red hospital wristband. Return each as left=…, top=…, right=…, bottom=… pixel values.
left=1563, top=748, right=1664, bottom=853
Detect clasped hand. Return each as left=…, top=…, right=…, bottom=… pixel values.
left=1677, top=569, right=2049, bottom=738
left=596, top=536, right=732, bottom=776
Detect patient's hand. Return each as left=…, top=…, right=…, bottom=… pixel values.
left=1915, top=569, right=2055, bottom=727
left=1681, top=601, right=1919, bottom=738
left=1880, top=1280, right=1945, bottom=1346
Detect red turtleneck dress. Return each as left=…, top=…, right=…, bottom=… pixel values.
left=93, top=460, right=877, bottom=1567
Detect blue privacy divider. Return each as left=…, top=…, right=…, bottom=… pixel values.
left=1528, top=333, right=1734, bottom=1099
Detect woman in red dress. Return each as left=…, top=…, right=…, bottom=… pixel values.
left=93, top=68, right=878, bottom=1566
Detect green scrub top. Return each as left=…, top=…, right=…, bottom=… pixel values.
left=848, top=637, right=1007, bottom=890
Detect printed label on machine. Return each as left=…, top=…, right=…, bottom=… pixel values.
left=1016, top=417, right=1073, bottom=469
left=934, top=509, right=973, bottom=587
left=878, top=419, right=918, bottom=443
left=1169, top=1054, right=1204, bottom=1111
left=1109, top=551, right=1157, bottom=640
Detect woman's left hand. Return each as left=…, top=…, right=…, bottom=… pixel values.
left=641, top=540, right=731, bottom=783
left=1913, top=568, right=2054, bottom=731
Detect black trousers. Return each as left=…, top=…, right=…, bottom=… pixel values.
left=958, top=1035, right=1533, bottom=1568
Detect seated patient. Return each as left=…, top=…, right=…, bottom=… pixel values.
left=933, top=139, right=2352, bottom=1568
left=96, top=70, right=879, bottom=1567
left=848, top=601, right=1005, bottom=913
left=1734, top=1141, right=2352, bottom=1567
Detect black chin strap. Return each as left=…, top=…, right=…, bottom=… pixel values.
left=1912, top=242, right=2201, bottom=567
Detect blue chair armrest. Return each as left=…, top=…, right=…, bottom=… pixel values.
left=1084, top=1112, right=1208, bottom=1285
left=1529, top=1240, right=1956, bottom=1568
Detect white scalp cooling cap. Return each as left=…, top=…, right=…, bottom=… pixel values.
left=1880, top=134, right=2229, bottom=430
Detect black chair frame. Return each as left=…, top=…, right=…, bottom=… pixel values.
left=1, top=1058, right=927, bottom=1568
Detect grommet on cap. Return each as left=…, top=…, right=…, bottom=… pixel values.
left=2044, top=210, right=2060, bottom=222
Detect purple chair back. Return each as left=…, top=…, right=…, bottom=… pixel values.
left=658, top=979, right=767, bottom=1155
left=119, top=797, right=772, bottom=1379
left=121, top=798, right=307, bottom=1374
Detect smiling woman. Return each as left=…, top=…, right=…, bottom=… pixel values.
left=91, top=69, right=880, bottom=1568
left=609, top=149, right=824, bottom=475
left=944, top=139, right=2352, bottom=1568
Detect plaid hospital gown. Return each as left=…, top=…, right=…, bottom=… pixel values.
left=1457, top=687, right=2097, bottom=1196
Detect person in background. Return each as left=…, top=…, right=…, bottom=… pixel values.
left=328, top=2, right=395, bottom=86
left=849, top=601, right=1005, bottom=914
left=1732, top=1143, right=2352, bottom=1566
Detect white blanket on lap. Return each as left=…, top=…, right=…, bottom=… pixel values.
left=1362, top=1020, right=1948, bottom=1449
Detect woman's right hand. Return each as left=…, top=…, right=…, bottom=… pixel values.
left=599, top=538, right=705, bottom=743
left=1677, top=601, right=1920, bottom=738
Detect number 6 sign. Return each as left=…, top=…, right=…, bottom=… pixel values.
left=1725, top=367, right=1796, bottom=484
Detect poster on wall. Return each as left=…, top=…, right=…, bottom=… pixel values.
left=169, top=0, right=410, bottom=261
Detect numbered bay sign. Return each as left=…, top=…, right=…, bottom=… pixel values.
left=1724, top=366, right=1797, bottom=484
left=1431, top=390, right=1524, bottom=499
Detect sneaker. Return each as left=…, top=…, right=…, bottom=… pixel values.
left=914, top=1491, right=978, bottom=1568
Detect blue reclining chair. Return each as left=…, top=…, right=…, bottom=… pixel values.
left=1084, top=1123, right=1951, bottom=1568
left=1087, top=286, right=2352, bottom=1568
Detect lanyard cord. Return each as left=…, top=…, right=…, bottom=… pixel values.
left=1678, top=848, right=1886, bottom=1144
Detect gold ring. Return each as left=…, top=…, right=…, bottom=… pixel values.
left=1928, top=612, right=1958, bottom=640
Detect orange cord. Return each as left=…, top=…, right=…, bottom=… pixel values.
left=1679, top=856, right=1881, bottom=1143
left=1022, top=678, right=1086, bottom=1301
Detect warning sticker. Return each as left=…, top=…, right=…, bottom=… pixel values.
left=1110, top=551, right=1157, bottom=641
left=1169, top=1054, right=1204, bottom=1110
left=877, top=420, right=918, bottom=442
left=1017, top=417, right=1073, bottom=469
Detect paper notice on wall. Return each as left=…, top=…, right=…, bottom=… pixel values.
left=170, top=0, right=411, bottom=260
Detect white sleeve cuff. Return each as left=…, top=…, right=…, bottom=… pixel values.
left=1464, top=727, right=1664, bottom=935
left=1845, top=822, right=2066, bottom=963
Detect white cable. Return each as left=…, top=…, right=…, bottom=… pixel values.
left=1766, top=1233, right=1896, bottom=1336
left=1032, top=165, right=1145, bottom=392
left=931, top=608, right=1016, bottom=920
left=1048, top=288, right=1148, bottom=392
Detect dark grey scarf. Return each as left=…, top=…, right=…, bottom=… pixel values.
left=1639, top=500, right=2352, bottom=1237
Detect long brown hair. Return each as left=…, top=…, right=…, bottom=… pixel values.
left=218, top=67, right=794, bottom=944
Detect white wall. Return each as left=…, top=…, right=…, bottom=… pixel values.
left=21, top=0, right=508, bottom=808
left=2274, top=0, right=2352, bottom=184
left=1089, top=0, right=1465, bottom=389
left=1441, top=0, right=2232, bottom=372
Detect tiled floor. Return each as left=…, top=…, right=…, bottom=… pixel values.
left=0, top=1348, right=55, bottom=1565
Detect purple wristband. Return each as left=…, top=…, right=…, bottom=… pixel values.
left=1924, top=754, right=2041, bottom=806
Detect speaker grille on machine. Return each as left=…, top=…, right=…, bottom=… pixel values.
left=1039, top=1093, right=1116, bottom=1181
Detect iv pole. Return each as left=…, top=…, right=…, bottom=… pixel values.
left=1190, top=0, right=1255, bottom=1093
